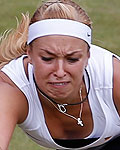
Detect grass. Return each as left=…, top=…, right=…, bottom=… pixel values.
left=0, top=0, right=120, bottom=149
left=9, top=126, right=49, bottom=150
left=79, top=0, right=120, bottom=55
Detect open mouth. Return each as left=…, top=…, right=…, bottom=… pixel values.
left=49, top=82, right=70, bottom=86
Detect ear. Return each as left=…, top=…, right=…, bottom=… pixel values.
left=85, top=50, right=90, bottom=67
left=26, top=45, right=32, bottom=64
left=87, top=50, right=90, bottom=58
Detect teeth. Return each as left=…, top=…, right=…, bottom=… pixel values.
left=52, top=83, right=66, bottom=86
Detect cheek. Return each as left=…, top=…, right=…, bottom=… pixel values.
left=67, top=64, right=84, bottom=83
left=34, top=65, right=47, bottom=78
left=71, top=61, right=85, bottom=74
left=33, top=66, right=48, bottom=89
left=33, top=62, right=53, bottom=81
left=28, top=55, right=49, bottom=81
left=71, top=62, right=86, bottom=81
left=74, top=67, right=84, bottom=81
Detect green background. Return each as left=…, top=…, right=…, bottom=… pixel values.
left=0, top=0, right=120, bottom=149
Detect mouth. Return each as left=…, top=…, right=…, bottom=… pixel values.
left=48, top=81, right=70, bottom=86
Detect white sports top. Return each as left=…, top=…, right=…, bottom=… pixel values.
left=1, top=44, right=120, bottom=149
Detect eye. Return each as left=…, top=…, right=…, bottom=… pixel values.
left=67, top=58, right=79, bottom=63
left=41, top=56, right=54, bottom=62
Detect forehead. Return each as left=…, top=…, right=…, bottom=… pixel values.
left=31, top=35, right=88, bottom=54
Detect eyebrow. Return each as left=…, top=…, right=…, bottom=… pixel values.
left=39, top=48, right=83, bottom=56
left=39, top=48, right=56, bottom=56
left=67, top=50, right=83, bottom=56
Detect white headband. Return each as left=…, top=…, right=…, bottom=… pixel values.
left=27, top=19, right=92, bottom=46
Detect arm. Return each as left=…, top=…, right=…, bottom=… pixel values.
left=113, top=57, right=120, bottom=115
left=0, top=82, right=28, bottom=150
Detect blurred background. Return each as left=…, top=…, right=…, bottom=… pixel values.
left=0, top=0, right=120, bottom=149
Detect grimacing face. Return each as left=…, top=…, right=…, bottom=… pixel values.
left=27, top=35, right=90, bottom=103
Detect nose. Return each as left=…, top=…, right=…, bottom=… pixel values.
left=54, top=59, right=66, bottom=78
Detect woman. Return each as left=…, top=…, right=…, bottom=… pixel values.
left=0, top=0, right=120, bottom=149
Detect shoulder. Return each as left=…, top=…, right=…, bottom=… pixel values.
left=0, top=71, right=28, bottom=124
left=89, top=44, right=114, bottom=67
left=1, top=55, right=28, bottom=77
left=87, top=45, right=114, bottom=87
left=0, top=76, right=28, bottom=149
left=88, top=44, right=118, bottom=74
left=90, top=44, right=114, bottom=58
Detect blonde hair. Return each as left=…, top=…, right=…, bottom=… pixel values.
left=0, top=0, right=92, bottom=68
left=0, top=13, right=30, bottom=68
left=30, top=0, right=92, bottom=26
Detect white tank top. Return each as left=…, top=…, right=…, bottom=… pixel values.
left=1, top=44, right=120, bottom=149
